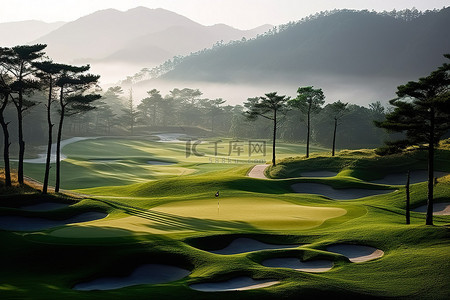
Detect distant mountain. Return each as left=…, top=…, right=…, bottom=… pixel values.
left=103, top=23, right=273, bottom=64
left=32, top=6, right=272, bottom=65
left=0, top=20, right=65, bottom=47
left=161, top=8, right=450, bottom=84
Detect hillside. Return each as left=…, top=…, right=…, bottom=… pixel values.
left=161, top=8, right=450, bottom=84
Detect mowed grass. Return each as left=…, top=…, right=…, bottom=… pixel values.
left=0, top=137, right=449, bottom=299
left=16, top=136, right=328, bottom=189
left=49, top=197, right=348, bottom=238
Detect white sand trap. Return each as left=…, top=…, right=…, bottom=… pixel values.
left=247, top=165, right=269, bottom=179
left=20, top=202, right=70, bottom=211
left=23, top=137, right=99, bottom=164
left=370, top=170, right=449, bottom=185
left=210, top=238, right=302, bottom=255
left=301, top=171, right=338, bottom=178
left=326, top=244, right=384, bottom=263
left=0, top=212, right=107, bottom=231
left=190, top=276, right=279, bottom=292
left=147, top=160, right=174, bottom=165
left=291, top=183, right=393, bottom=200
left=154, top=133, right=187, bottom=143
left=262, top=258, right=333, bottom=273
left=412, top=203, right=450, bottom=215
left=74, top=264, right=190, bottom=291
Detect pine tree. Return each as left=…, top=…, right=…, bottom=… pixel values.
left=375, top=54, right=450, bottom=225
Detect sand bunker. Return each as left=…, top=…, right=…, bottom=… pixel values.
left=370, top=170, right=449, bottom=185
left=20, top=202, right=70, bottom=211
left=209, top=238, right=302, bottom=255
left=0, top=212, right=107, bottom=231
left=301, top=171, right=338, bottom=178
left=261, top=258, right=333, bottom=272
left=190, top=276, right=279, bottom=292
left=154, top=133, right=187, bottom=143
left=147, top=160, right=174, bottom=165
left=412, top=203, right=450, bottom=215
left=326, top=244, right=384, bottom=263
left=247, top=165, right=269, bottom=179
left=74, top=264, right=190, bottom=291
left=291, top=183, right=393, bottom=200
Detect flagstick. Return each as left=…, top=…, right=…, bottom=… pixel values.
left=218, top=196, right=220, bottom=214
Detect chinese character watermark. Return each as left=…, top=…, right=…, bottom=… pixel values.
left=186, top=139, right=267, bottom=161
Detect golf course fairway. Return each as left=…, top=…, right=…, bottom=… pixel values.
left=1, top=137, right=449, bottom=299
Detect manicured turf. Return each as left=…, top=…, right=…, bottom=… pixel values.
left=0, top=137, right=449, bottom=299
left=15, top=136, right=328, bottom=189
left=49, top=197, right=347, bottom=238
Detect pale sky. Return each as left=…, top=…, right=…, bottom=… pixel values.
left=0, top=0, right=449, bottom=29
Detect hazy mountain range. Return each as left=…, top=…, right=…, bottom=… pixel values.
left=1, top=6, right=449, bottom=106
left=2, top=7, right=270, bottom=66
left=128, top=7, right=448, bottom=105
left=0, top=20, right=65, bottom=47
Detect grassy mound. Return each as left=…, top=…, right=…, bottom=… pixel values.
left=267, top=148, right=450, bottom=181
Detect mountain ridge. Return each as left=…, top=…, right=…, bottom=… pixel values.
left=160, top=8, right=450, bottom=83
left=29, top=6, right=271, bottom=65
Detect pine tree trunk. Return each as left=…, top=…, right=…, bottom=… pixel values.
left=272, top=109, right=277, bottom=166
left=306, top=105, right=311, bottom=158
left=406, top=170, right=410, bottom=225
left=426, top=107, right=435, bottom=225
left=43, top=79, right=53, bottom=194
left=332, top=118, right=337, bottom=156
left=17, top=63, right=25, bottom=185
left=55, top=90, right=65, bottom=193
left=0, top=97, right=11, bottom=186
left=17, top=105, right=25, bottom=185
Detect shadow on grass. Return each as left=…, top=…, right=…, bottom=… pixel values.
left=91, top=198, right=260, bottom=232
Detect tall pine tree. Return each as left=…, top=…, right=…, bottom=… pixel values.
left=375, top=54, right=450, bottom=225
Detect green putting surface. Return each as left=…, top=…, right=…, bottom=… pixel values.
left=50, top=197, right=347, bottom=238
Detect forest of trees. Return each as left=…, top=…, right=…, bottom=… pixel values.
left=1, top=77, right=390, bottom=151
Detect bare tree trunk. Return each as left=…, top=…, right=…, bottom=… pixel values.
left=16, top=88, right=26, bottom=185
left=306, top=103, right=311, bottom=158
left=0, top=96, right=11, bottom=186
left=426, top=107, right=435, bottom=225
left=272, top=108, right=277, bottom=166
left=55, top=89, right=65, bottom=193
left=43, top=79, right=53, bottom=194
left=406, top=170, right=410, bottom=225
left=332, top=117, right=337, bottom=156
